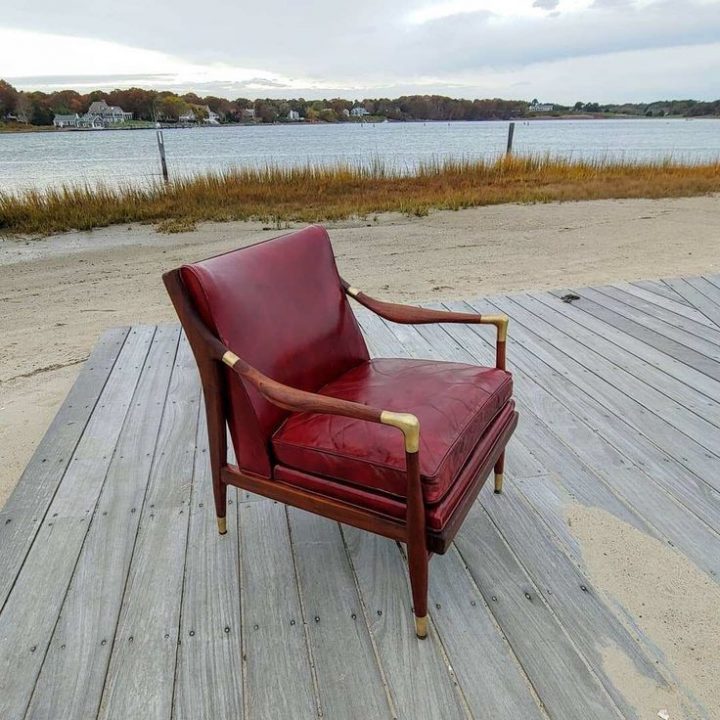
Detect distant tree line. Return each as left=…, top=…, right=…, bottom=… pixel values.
left=573, top=99, right=720, bottom=117
left=1, top=79, right=719, bottom=127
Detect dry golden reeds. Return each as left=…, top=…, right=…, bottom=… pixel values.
left=1, top=155, right=718, bottom=236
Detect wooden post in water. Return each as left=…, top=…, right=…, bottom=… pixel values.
left=156, top=130, right=169, bottom=183
left=506, top=122, right=515, bottom=155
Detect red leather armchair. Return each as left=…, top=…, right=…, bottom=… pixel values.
left=163, top=225, right=517, bottom=639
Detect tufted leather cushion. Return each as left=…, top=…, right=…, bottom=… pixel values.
left=272, top=358, right=513, bottom=504
left=274, top=401, right=517, bottom=531
left=180, top=226, right=369, bottom=477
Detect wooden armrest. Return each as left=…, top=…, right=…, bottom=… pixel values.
left=221, top=351, right=419, bottom=453
left=162, top=268, right=420, bottom=452
left=341, top=279, right=508, bottom=370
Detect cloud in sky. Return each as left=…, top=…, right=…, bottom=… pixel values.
left=2, top=0, right=720, bottom=101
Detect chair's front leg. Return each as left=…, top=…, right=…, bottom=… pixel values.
left=382, top=410, right=428, bottom=639
left=406, top=449, right=429, bottom=639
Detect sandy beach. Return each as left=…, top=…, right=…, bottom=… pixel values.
left=2, top=194, right=719, bottom=507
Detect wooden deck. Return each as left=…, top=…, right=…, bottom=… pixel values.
left=2, top=275, right=720, bottom=719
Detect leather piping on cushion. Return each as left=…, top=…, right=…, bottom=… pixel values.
left=272, top=362, right=513, bottom=505
left=273, top=400, right=516, bottom=532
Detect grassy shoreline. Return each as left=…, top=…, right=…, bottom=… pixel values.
left=2, top=156, right=719, bottom=237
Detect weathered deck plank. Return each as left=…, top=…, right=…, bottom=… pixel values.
left=97, top=337, right=201, bottom=720
left=491, top=295, right=720, bottom=463
left=173, top=407, right=244, bottom=720
left=598, top=284, right=720, bottom=342
left=289, top=509, right=393, bottom=719
left=456, top=505, right=623, bottom=720
left=341, top=528, right=470, bottom=720
left=25, top=325, right=180, bottom=720
left=0, top=326, right=129, bottom=612
left=630, top=278, right=692, bottom=306
left=615, top=282, right=715, bottom=327
left=664, top=277, right=720, bottom=329
left=550, top=289, right=720, bottom=381
left=239, top=501, right=317, bottom=720
left=514, top=292, right=720, bottom=427
left=424, top=546, right=548, bottom=719
left=579, top=288, right=720, bottom=362
left=0, top=326, right=155, bottom=720
left=470, top=299, right=720, bottom=571
left=477, top=296, right=720, bottom=504
left=529, top=291, right=720, bottom=406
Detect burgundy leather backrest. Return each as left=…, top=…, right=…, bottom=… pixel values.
left=180, top=226, right=369, bottom=477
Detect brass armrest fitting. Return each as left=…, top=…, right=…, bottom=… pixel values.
left=380, top=411, right=420, bottom=453
left=482, top=314, right=508, bottom=342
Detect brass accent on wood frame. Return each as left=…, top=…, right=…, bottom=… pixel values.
left=346, top=286, right=361, bottom=298
left=415, top=615, right=428, bottom=639
left=494, top=472, right=504, bottom=494
left=380, top=411, right=420, bottom=453
left=217, top=516, right=227, bottom=534
left=482, top=314, right=509, bottom=342
left=222, top=351, right=240, bottom=368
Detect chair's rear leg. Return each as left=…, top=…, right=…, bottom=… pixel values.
left=494, top=451, right=505, bottom=494
left=205, top=391, right=228, bottom=534
left=406, top=449, right=429, bottom=639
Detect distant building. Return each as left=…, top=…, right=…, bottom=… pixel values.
left=86, top=100, right=133, bottom=123
left=53, top=113, right=80, bottom=128
left=350, top=106, right=370, bottom=117
left=179, top=109, right=196, bottom=123
left=57, top=100, right=133, bottom=129
left=204, top=106, right=221, bottom=124
left=242, top=108, right=256, bottom=120
left=342, top=108, right=350, bottom=117
left=528, top=100, right=554, bottom=113
left=287, top=109, right=300, bottom=121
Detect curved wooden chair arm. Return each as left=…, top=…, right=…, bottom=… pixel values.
left=341, top=278, right=508, bottom=370
left=163, top=268, right=420, bottom=452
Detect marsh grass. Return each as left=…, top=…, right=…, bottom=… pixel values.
left=1, top=155, right=719, bottom=236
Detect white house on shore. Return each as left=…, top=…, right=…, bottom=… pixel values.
left=350, top=106, right=370, bottom=117
left=528, top=100, right=554, bottom=113
left=204, top=106, right=221, bottom=124
left=53, top=100, right=132, bottom=129
left=86, top=100, right=133, bottom=123
left=287, top=109, right=301, bottom=121
left=53, top=114, right=80, bottom=128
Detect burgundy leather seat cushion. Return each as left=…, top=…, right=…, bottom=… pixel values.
left=272, top=358, right=513, bottom=505
left=275, top=401, right=517, bottom=531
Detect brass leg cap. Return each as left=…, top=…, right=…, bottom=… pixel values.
left=494, top=473, right=504, bottom=494
left=217, top=516, right=227, bottom=535
left=415, top=615, right=428, bottom=639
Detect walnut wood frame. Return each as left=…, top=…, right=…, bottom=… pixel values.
left=163, top=269, right=513, bottom=638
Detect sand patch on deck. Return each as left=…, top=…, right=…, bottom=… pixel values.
left=568, top=504, right=720, bottom=719
left=1, top=195, right=720, bottom=504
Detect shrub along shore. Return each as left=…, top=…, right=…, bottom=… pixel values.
left=1, top=155, right=719, bottom=236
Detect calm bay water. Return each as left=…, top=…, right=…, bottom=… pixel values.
left=1, top=118, right=719, bottom=194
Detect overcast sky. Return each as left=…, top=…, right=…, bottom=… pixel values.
left=2, top=0, right=720, bottom=102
